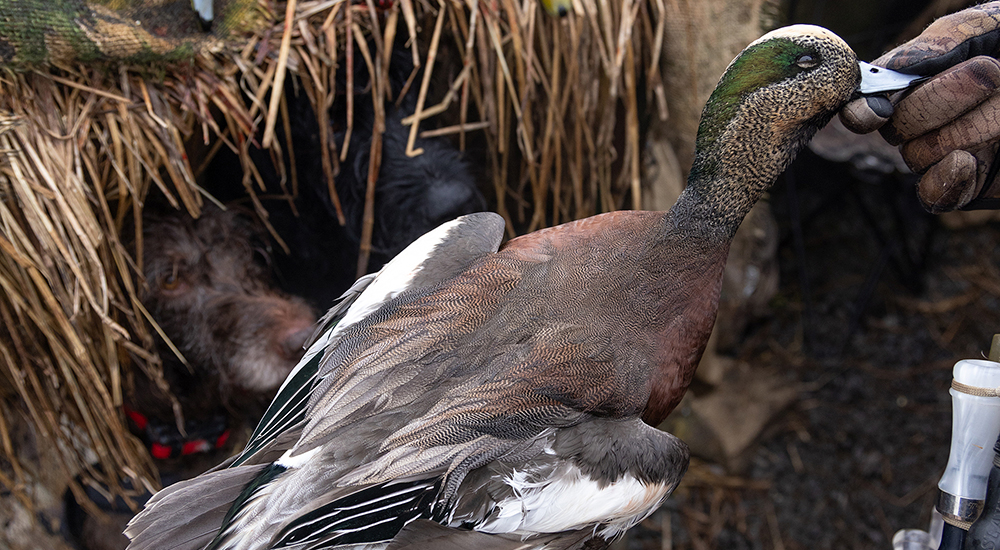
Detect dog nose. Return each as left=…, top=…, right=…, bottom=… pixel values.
left=279, top=324, right=313, bottom=361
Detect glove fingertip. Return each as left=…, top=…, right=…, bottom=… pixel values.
left=840, top=96, right=891, bottom=134
left=917, top=150, right=979, bottom=213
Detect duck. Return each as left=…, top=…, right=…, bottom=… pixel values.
left=125, top=25, right=918, bottom=550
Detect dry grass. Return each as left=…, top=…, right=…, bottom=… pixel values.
left=0, top=0, right=664, bottom=511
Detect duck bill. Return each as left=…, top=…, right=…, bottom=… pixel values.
left=857, top=61, right=926, bottom=94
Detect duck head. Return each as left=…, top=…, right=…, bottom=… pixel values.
left=683, top=25, right=869, bottom=235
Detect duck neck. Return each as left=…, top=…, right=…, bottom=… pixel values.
left=671, top=98, right=824, bottom=242
left=669, top=164, right=772, bottom=244
left=638, top=137, right=787, bottom=426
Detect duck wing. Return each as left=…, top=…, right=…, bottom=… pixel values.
left=230, top=211, right=507, bottom=468
left=288, top=213, right=669, bottom=480
left=126, top=213, right=506, bottom=550
left=252, top=417, right=686, bottom=549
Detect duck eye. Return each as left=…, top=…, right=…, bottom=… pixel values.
left=796, top=54, right=819, bottom=69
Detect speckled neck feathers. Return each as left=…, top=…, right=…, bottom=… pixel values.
left=675, top=25, right=861, bottom=239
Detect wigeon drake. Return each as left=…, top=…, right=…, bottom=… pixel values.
left=126, top=25, right=920, bottom=550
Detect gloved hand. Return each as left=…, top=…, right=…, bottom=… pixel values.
left=841, top=1, right=1000, bottom=213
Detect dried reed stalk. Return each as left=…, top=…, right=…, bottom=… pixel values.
left=0, top=55, right=267, bottom=509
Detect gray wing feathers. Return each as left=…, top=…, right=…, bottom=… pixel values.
left=228, top=421, right=307, bottom=468
left=125, top=464, right=267, bottom=550
left=407, top=212, right=505, bottom=289
left=288, top=213, right=508, bottom=456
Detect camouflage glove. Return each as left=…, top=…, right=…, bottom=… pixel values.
left=841, top=1, right=1000, bottom=213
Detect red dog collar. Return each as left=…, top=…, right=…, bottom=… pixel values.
left=124, top=405, right=231, bottom=460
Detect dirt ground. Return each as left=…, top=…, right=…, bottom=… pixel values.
left=616, top=148, right=1000, bottom=549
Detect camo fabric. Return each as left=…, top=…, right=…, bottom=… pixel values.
left=0, top=0, right=262, bottom=68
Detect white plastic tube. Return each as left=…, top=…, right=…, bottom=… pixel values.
left=937, top=359, right=1000, bottom=524
left=892, top=529, right=931, bottom=550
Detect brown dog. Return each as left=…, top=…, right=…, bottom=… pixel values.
left=66, top=205, right=317, bottom=550
left=134, top=204, right=316, bottom=433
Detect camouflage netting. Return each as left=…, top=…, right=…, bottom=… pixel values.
left=0, top=0, right=776, bottom=532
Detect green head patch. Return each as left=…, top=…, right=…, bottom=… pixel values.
left=688, top=37, right=826, bottom=186
left=694, top=39, right=816, bottom=157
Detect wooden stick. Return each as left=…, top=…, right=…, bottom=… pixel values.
left=418, top=120, right=491, bottom=138
left=33, top=72, right=132, bottom=103
left=625, top=38, right=640, bottom=210
left=340, top=3, right=355, bottom=161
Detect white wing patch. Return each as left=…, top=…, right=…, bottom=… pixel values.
left=331, top=216, right=462, bottom=332
left=473, top=464, right=674, bottom=539
left=279, top=216, right=467, bottom=393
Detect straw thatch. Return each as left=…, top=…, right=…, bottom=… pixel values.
left=0, top=0, right=682, bottom=513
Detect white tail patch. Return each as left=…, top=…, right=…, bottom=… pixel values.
left=473, top=465, right=674, bottom=539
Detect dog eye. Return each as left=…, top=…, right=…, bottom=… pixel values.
left=162, top=274, right=180, bottom=290
left=796, top=54, right=819, bottom=69
left=162, top=264, right=183, bottom=291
